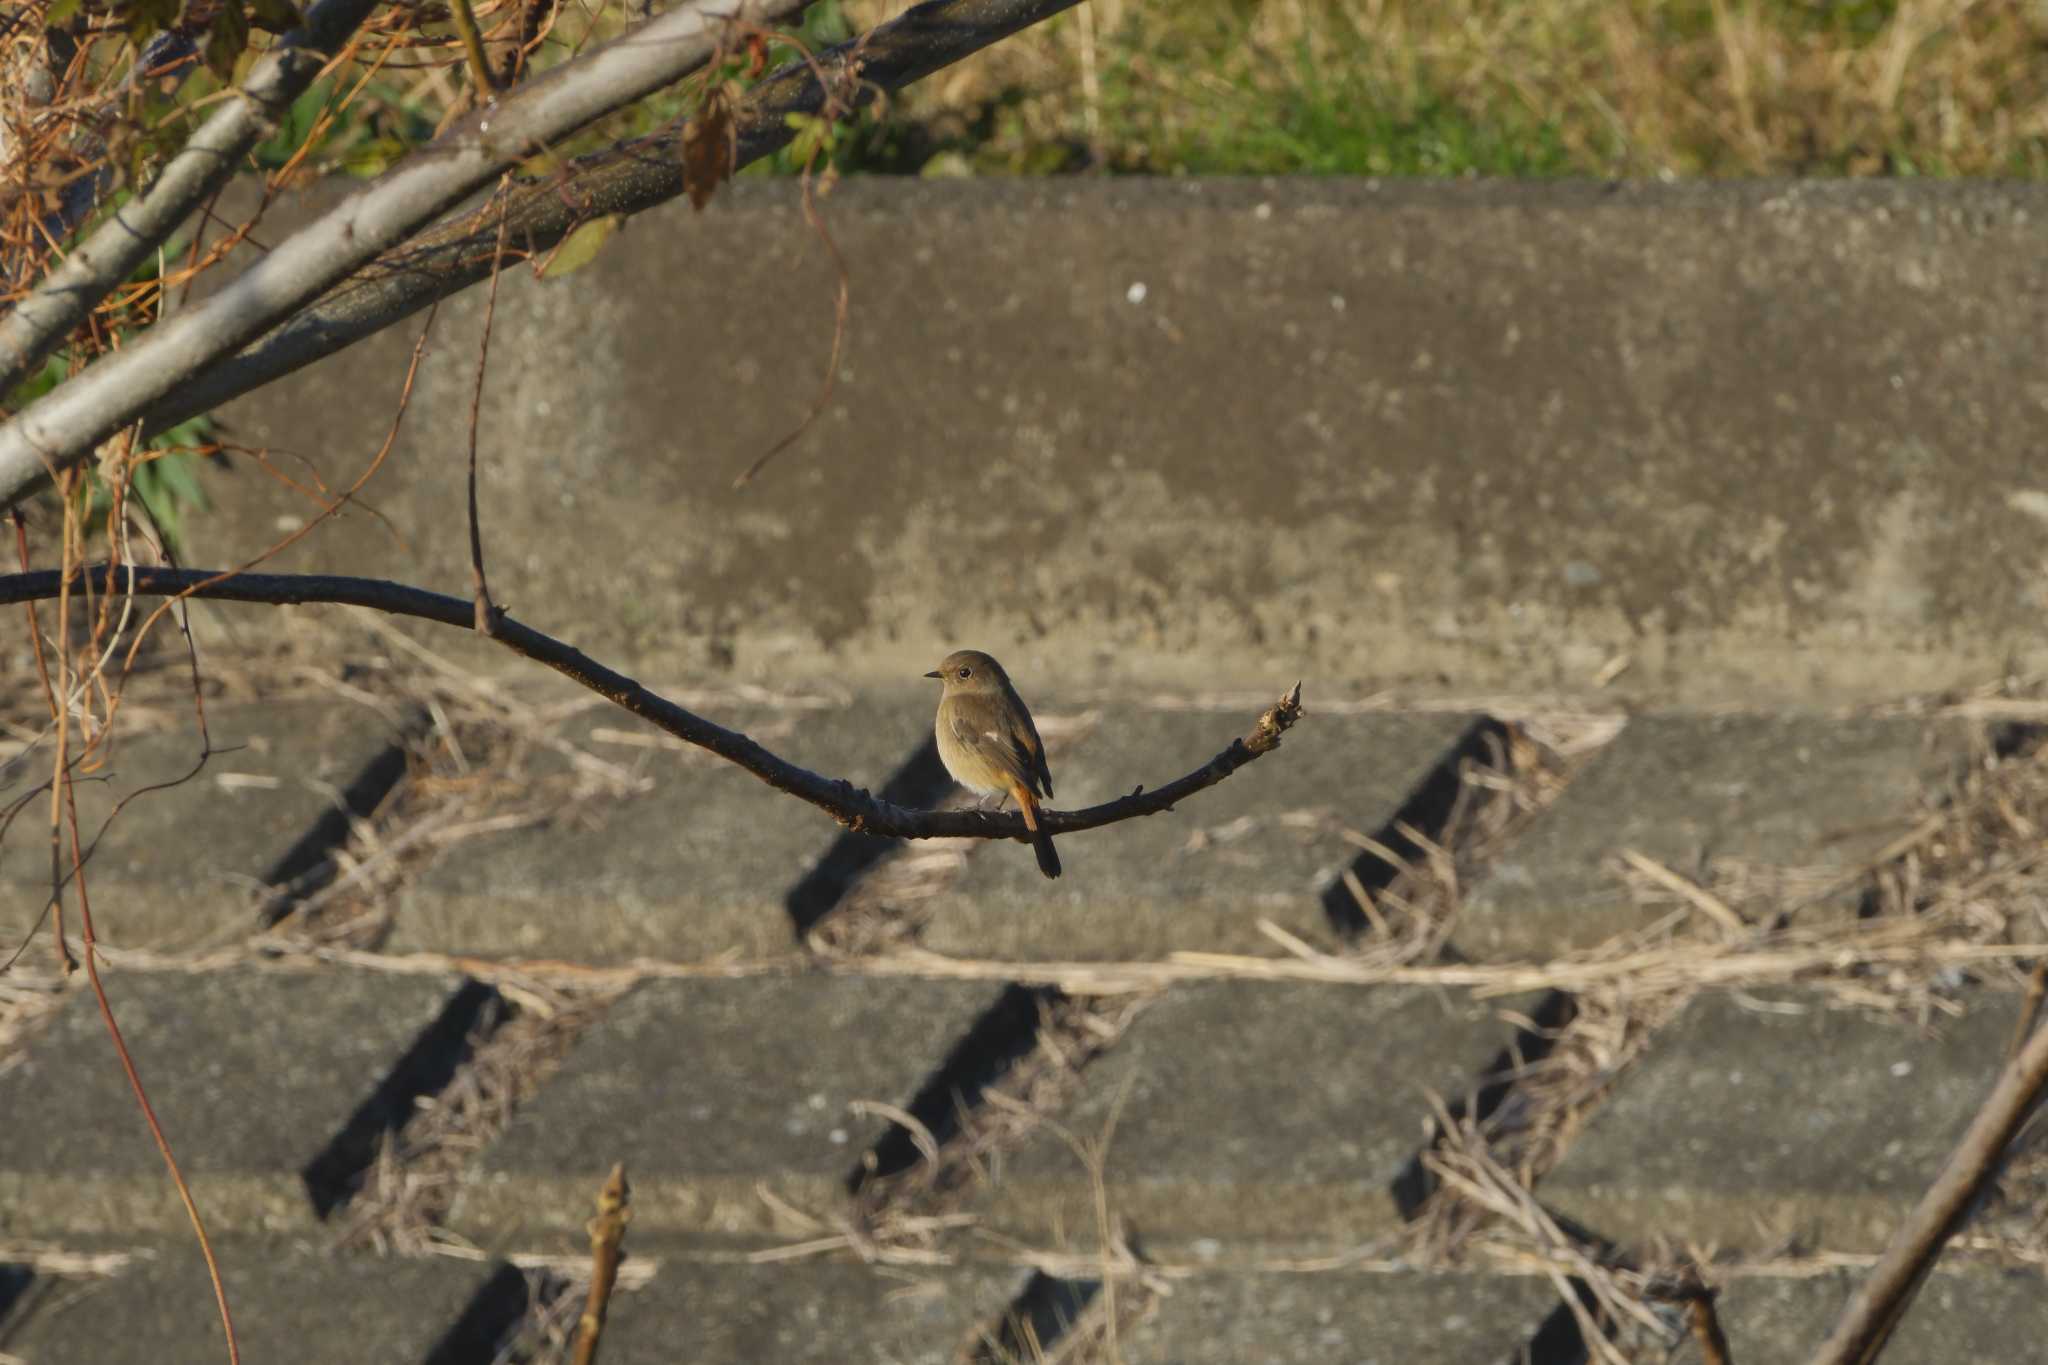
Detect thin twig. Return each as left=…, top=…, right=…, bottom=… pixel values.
left=447, top=0, right=503, bottom=97
left=570, top=1162, right=631, bottom=1365
left=2008, top=960, right=2047, bottom=1063
left=466, top=201, right=510, bottom=634
left=728, top=20, right=858, bottom=488
left=0, top=0, right=385, bottom=397
left=0, top=566, right=1305, bottom=846
left=62, top=758, right=238, bottom=1363
left=1809, top=1007, right=2048, bottom=1365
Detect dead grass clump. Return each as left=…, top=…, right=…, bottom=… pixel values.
left=852, top=989, right=1158, bottom=1225
left=261, top=612, right=669, bottom=949
left=335, top=979, right=624, bottom=1254
left=1421, top=1100, right=1685, bottom=1365
left=1340, top=713, right=1623, bottom=966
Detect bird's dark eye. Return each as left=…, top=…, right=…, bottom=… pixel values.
left=958, top=667, right=971, bottom=679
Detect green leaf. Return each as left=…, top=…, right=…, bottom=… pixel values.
left=44, top=0, right=83, bottom=28
left=541, top=215, right=623, bottom=279
left=147, top=448, right=210, bottom=513
left=205, top=0, right=250, bottom=82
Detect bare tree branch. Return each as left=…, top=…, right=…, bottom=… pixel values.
left=125, top=0, right=1083, bottom=462
left=1809, top=1009, right=2048, bottom=1365
left=0, top=0, right=385, bottom=397
left=571, top=1162, right=631, bottom=1365
left=0, top=0, right=812, bottom=505
left=0, top=565, right=1306, bottom=845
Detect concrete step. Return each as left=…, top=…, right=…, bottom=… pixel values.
left=919, top=708, right=1482, bottom=961
left=0, top=1241, right=495, bottom=1364
left=390, top=698, right=1483, bottom=964
left=1707, top=1266, right=2048, bottom=1365
left=0, top=699, right=416, bottom=951
left=387, top=695, right=932, bottom=961
left=453, top=976, right=1006, bottom=1248
left=1111, top=1268, right=1558, bottom=1364
left=1454, top=714, right=1962, bottom=960
left=596, top=1258, right=1016, bottom=1364
left=0, top=1243, right=1012, bottom=1365
left=0, top=968, right=466, bottom=1239
left=973, top=981, right=1527, bottom=1260
left=1540, top=988, right=2024, bottom=1253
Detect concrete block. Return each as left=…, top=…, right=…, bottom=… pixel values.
left=922, top=710, right=1482, bottom=961
left=1709, top=1267, right=2048, bottom=1365
left=4, top=1242, right=493, bottom=1365
left=456, top=977, right=1006, bottom=1246
left=1120, top=1269, right=1558, bottom=1364
left=1456, top=715, right=1960, bottom=959
left=388, top=695, right=932, bottom=961
left=0, top=969, right=463, bottom=1239
left=599, top=1259, right=1016, bottom=1365
left=0, top=699, right=413, bottom=950
left=978, top=982, right=1521, bottom=1259
left=1542, top=990, right=2020, bottom=1252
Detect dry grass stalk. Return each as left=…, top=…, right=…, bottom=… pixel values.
left=1340, top=714, right=1621, bottom=967
left=854, top=990, right=1158, bottom=1226
left=840, top=0, right=2048, bottom=177
left=336, top=980, right=624, bottom=1253
left=957, top=1075, right=1168, bottom=1365
left=1420, top=1097, right=1679, bottom=1364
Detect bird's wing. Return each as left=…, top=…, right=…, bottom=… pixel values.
left=949, top=708, right=1035, bottom=790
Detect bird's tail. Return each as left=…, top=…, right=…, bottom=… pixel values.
left=1015, top=786, right=1062, bottom=880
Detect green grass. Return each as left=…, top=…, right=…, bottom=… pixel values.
left=1127, top=51, right=1581, bottom=178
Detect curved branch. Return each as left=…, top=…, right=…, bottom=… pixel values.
left=0, top=0, right=811, bottom=504
left=0, top=0, right=386, bottom=398
left=1810, top=1008, right=2048, bottom=1365
left=0, top=566, right=1306, bottom=843
left=138, top=0, right=1083, bottom=449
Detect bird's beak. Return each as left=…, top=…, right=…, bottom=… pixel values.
left=923, top=670, right=942, bottom=679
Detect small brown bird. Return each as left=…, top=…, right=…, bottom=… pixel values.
left=926, top=649, right=1061, bottom=879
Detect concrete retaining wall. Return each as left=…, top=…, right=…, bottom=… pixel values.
left=200, top=178, right=2048, bottom=704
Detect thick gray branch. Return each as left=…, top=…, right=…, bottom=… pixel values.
left=0, top=0, right=383, bottom=398
left=12, top=0, right=1083, bottom=478
left=0, top=0, right=808, bottom=504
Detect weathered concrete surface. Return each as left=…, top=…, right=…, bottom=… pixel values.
left=0, top=698, right=413, bottom=950
left=1455, top=714, right=1962, bottom=959
left=0, top=969, right=461, bottom=1239
left=187, top=179, right=2048, bottom=705
left=4, top=1241, right=495, bottom=1364
left=1711, top=1267, right=2048, bottom=1365
left=1542, top=989, right=2020, bottom=1252
left=388, top=695, right=931, bottom=960
left=596, top=1259, right=1016, bottom=1364
left=922, top=707, right=1476, bottom=960
left=457, top=977, right=1004, bottom=1247
left=1116, top=1269, right=1558, bottom=1364
left=976, top=982, right=1517, bottom=1259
